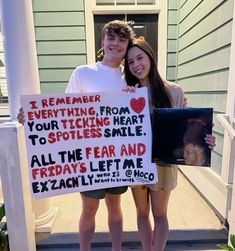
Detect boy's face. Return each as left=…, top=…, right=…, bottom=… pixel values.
left=102, top=31, right=129, bottom=66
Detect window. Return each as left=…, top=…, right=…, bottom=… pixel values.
left=96, top=0, right=156, bottom=6
left=0, top=19, right=9, bottom=117
left=0, top=22, right=8, bottom=105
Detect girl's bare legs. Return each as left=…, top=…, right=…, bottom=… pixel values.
left=105, top=194, right=123, bottom=251
left=79, top=194, right=100, bottom=251
left=150, top=190, right=171, bottom=251
left=131, top=186, right=153, bottom=251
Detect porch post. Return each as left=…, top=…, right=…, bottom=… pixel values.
left=0, top=122, right=36, bottom=251
left=0, top=0, right=57, bottom=233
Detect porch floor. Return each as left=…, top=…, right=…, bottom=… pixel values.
left=35, top=170, right=228, bottom=249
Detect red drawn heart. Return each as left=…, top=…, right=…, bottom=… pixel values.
left=130, top=97, right=145, bottom=114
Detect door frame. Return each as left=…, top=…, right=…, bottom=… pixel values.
left=84, top=0, right=167, bottom=79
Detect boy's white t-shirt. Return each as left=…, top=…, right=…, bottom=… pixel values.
left=65, top=61, right=127, bottom=93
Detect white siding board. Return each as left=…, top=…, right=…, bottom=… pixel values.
left=167, top=67, right=177, bottom=80
left=39, top=69, right=74, bottom=82
left=213, top=115, right=226, bottom=135
left=168, top=1, right=178, bottom=9
left=179, top=0, right=225, bottom=36
left=0, top=68, right=6, bottom=79
left=168, top=10, right=178, bottom=24
left=179, top=0, right=187, bottom=8
left=35, top=27, right=86, bottom=40
left=177, top=47, right=230, bottom=79
left=34, top=12, right=85, bottom=26
left=167, top=25, right=178, bottom=39
left=37, top=41, right=86, bottom=55
left=178, top=70, right=229, bottom=92
left=185, top=93, right=227, bottom=113
left=213, top=135, right=224, bottom=155
left=0, top=39, right=3, bottom=51
left=38, top=55, right=86, bottom=68
left=0, top=79, right=7, bottom=96
left=40, top=83, right=68, bottom=93
left=178, top=21, right=232, bottom=64
left=211, top=151, right=223, bottom=174
left=33, top=0, right=84, bottom=11
left=178, top=0, right=233, bottom=51
left=167, top=53, right=177, bottom=66
left=0, top=52, right=5, bottom=64
left=179, top=0, right=202, bottom=23
left=167, top=39, right=178, bottom=52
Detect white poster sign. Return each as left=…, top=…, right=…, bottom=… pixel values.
left=21, top=87, right=157, bottom=199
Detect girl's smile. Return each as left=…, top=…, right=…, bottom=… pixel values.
left=127, top=46, right=151, bottom=86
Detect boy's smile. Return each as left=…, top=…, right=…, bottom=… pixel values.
left=102, top=32, right=129, bottom=68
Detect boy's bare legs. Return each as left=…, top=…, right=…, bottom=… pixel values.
left=131, top=186, right=152, bottom=251
left=79, top=194, right=100, bottom=251
left=105, top=193, right=123, bottom=251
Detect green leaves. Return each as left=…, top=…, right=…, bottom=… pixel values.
left=217, top=243, right=233, bottom=251
left=0, top=204, right=8, bottom=251
left=217, top=234, right=235, bottom=250
left=230, top=234, right=235, bottom=247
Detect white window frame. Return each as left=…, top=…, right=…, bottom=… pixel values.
left=96, top=0, right=156, bottom=5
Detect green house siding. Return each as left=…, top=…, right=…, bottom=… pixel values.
left=32, top=0, right=86, bottom=93
left=176, top=0, right=233, bottom=174
left=167, top=0, right=179, bottom=82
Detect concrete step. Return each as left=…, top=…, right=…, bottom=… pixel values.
left=37, top=237, right=226, bottom=251
left=37, top=242, right=224, bottom=251
left=36, top=227, right=228, bottom=248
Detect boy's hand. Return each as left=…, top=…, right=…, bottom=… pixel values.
left=17, top=107, right=25, bottom=125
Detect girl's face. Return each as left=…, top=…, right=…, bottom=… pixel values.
left=127, top=46, right=151, bottom=86
left=102, top=32, right=129, bottom=68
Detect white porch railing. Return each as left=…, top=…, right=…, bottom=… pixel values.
left=217, top=114, right=235, bottom=239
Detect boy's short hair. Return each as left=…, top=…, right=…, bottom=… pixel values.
left=101, top=20, right=135, bottom=41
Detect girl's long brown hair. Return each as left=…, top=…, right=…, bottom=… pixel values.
left=124, top=39, right=172, bottom=108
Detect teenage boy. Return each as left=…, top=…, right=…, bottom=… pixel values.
left=65, top=20, right=135, bottom=251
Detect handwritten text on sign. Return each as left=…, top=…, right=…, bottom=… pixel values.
left=21, top=88, right=157, bottom=199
